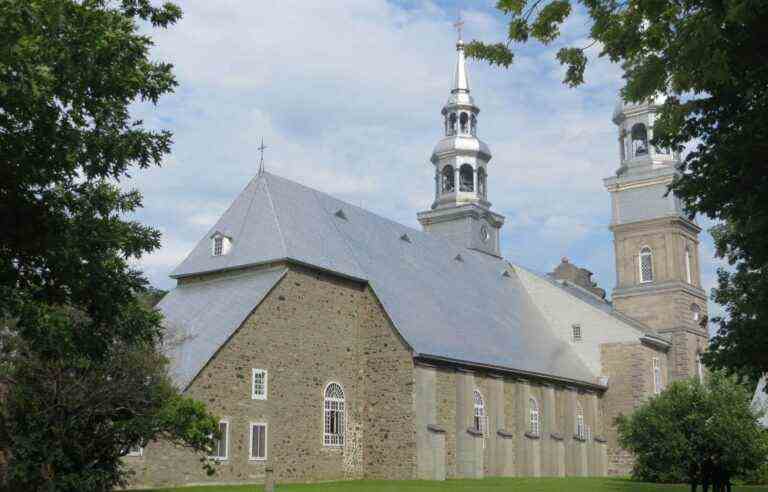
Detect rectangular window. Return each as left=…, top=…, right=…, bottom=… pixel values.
left=252, top=369, right=268, bottom=400
left=209, top=421, right=229, bottom=460
left=652, top=357, right=662, bottom=395
left=249, top=423, right=267, bottom=461
left=572, top=324, right=582, bottom=343
left=213, top=236, right=223, bottom=256
left=127, top=445, right=143, bottom=457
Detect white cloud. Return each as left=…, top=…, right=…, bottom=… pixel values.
left=127, top=0, right=719, bottom=329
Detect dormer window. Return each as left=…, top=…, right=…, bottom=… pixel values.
left=211, top=233, right=231, bottom=257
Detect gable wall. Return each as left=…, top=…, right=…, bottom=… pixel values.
left=126, top=264, right=415, bottom=488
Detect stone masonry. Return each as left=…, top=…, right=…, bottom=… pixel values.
left=126, top=264, right=416, bottom=488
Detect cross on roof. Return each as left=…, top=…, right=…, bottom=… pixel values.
left=257, top=138, right=267, bottom=175
left=453, top=15, right=464, bottom=41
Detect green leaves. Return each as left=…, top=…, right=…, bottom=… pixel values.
left=0, top=1, right=219, bottom=490
left=617, top=374, right=768, bottom=484
left=473, top=0, right=768, bottom=388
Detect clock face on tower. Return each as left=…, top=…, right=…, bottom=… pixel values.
left=480, top=224, right=489, bottom=243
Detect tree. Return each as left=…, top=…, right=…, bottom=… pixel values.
left=616, top=373, right=768, bottom=491
left=0, top=1, right=218, bottom=490
left=467, top=0, right=768, bottom=385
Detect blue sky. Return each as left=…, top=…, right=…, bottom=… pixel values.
left=129, top=0, right=724, bottom=318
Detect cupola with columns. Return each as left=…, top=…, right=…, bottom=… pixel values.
left=417, top=23, right=505, bottom=257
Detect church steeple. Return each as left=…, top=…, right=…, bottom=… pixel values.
left=417, top=24, right=505, bottom=257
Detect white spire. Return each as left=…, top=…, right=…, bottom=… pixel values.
left=452, top=18, right=470, bottom=93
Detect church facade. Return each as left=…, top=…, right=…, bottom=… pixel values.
left=126, top=35, right=708, bottom=488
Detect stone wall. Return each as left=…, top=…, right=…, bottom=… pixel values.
left=126, top=264, right=415, bottom=488
left=413, top=364, right=607, bottom=480
left=600, top=340, right=668, bottom=475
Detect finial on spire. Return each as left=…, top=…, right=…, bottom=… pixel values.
left=453, top=13, right=465, bottom=45
left=257, top=138, right=267, bottom=175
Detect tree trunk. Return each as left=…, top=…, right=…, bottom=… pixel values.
left=691, top=482, right=698, bottom=492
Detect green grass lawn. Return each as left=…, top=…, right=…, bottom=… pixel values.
left=143, top=477, right=768, bottom=492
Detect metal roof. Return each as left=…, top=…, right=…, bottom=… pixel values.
left=159, top=267, right=287, bottom=388
left=163, top=172, right=599, bottom=387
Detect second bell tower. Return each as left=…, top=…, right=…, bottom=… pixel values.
left=605, top=96, right=708, bottom=381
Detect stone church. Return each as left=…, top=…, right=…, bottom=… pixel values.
left=126, top=35, right=709, bottom=488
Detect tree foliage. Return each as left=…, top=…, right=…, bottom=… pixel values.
left=0, top=1, right=218, bottom=490
left=468, top=0, right=768, bottom=384
left=616, top=373, right=768, bottom=489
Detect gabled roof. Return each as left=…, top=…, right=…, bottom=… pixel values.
left=163, top=172, right=610, bottom=388
left=160, top=267, right=287, bottom=388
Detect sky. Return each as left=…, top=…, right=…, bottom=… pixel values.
left=128, top=0, right=724, bottom=319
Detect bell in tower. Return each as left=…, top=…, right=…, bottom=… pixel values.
left=417, top=24, right=505, bottom=257
left=605, top=95, right=709, bottom=382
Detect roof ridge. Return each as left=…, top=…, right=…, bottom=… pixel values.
left=262, top=173, right=288, bottom=258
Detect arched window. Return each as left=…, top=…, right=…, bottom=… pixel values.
left=576, top=402, right=585, bottom=440
left=631, top=123, right=648, bottom=157
left=470, top=114, right=477, bottom=135
left=639, top=247, right=654, bottom=283
left=459, top=164, right=474, bottom=192
left=448, top=113, right=457, bottom=136
left=691, top=303, right=701, bottom=323
left=473, top=390, right=486, bottom=435
left=441, top=165, right=455, bottom=193
left=529, top=398, right=540, bottom=436
left=685, top=247, right=693, bottom=284
left=477, top=167, right=486, bottom=198
left=696, top=353, right=704, bottom=380
left=323, top=382, right=345, bottom=447
left=459, top=112, right=469, bottom=134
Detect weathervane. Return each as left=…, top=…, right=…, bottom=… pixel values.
left=257, top=138, right=267, bottom=175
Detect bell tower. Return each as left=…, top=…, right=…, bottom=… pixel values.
left=604, top=96, right=708, bottom=381
left=417, top=27, right=504, bottom=257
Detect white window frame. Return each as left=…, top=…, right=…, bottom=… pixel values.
left=639, top=246, right=654, bottom=283
left=529, top=397, right=540, bottom=436
left=691, top=304, right=701, bottom=323
left=572, top=323, right=582, bottom=343
left=211, top=233, right=231, bottom=257
left=323, top=382, right=345, bottom=448
left=473, top=389, right=486, bottom=436
left=697, top=353, right=704, bottom=381
left=248, top=422, right=268, bottom=461
left=576, top=402, right=585, bottom=440
left=652, top=357, right=662, bottom=395
left=251, top=368, right=268, bottom=400
left=685, top=247, right=693, bottom=284
left=127, top=444, right=143, bottom=457
left=209, top=420, right=229, bottom=461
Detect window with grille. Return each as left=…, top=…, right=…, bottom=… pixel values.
left=213, top=236, right=224, bottom=256
left=209, top=421, right=229, bottom=460
left=127, top=444, right=142, bottom=457
left=323, top=382, right=345, bottom=447
left=572, top=324, right=582, bottom=343
left=576, top=402, right=585, bottom=440
left=249, top=423, right=267, bottom=461
left=652, top=357, right=662, bottom=395
left=529, top=398, right=540, bottom=436
left=252, top=369, right=267, bottom=400
left=639, top=247, right=654, bottom=283
left=473, top=390, right=486, bottom=436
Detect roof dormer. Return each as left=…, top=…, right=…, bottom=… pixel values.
left=210, top=231, right=232, bottom=257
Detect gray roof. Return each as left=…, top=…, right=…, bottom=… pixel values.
left=163, top=172, right=599, bottom=388
left=159, top=267, right=287, bottom=388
